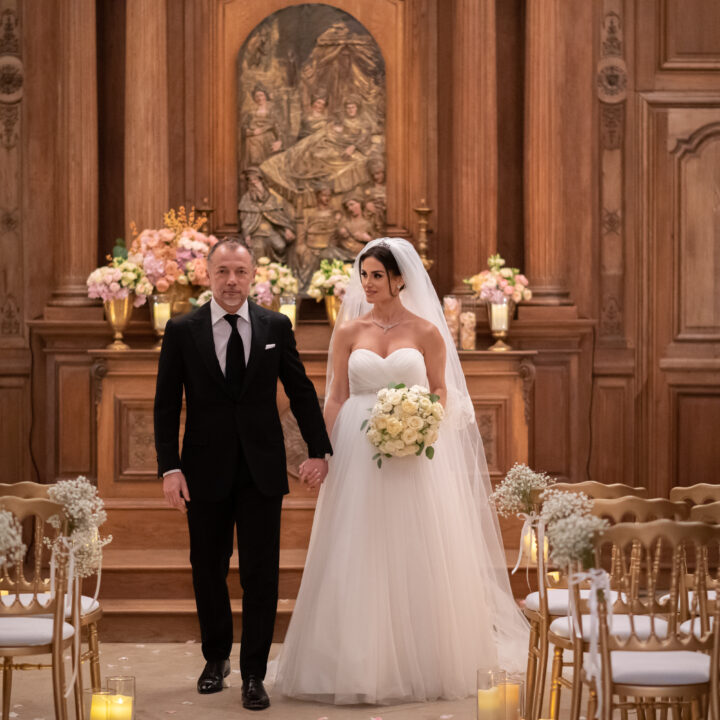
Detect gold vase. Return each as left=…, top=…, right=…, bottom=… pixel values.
left=486, top=298, right=515, bottom=351
left=104, top=296, right=134, bottom=350
left=324, top=294, right=341, bottom=328
left=167, top=283, right=194, bottom=315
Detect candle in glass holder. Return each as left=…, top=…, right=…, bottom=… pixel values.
left=152, top=301, right=171, bottom=331
left=499, top=680, right=523, bottom=720
left=460, top=311, right=477, bottom=350
left=477, top=669, right=504, bottom=720
left=279, top=294, right=297, bottom=329
left=107, top=694, right=133, bottom=720
left=443, top=295, right=461, bottom=347
left=490, top=302, right=509, bottom=332
left=87, top=690, right=110, bottom=719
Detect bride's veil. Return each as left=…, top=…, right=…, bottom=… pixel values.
left=326, top=237, right=529, bottom=672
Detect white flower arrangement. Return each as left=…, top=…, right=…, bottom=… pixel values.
left=490, top=463, right=554, bottom=518
left=47, top=476, right=112, bottom=579
left=362, top=383, right=444, bottom=467
left=0, top=509, right=25, bottom=568
left=546, top=513, right=609, bottom=570
left=307, top=258, right=353, bottom=300
left=195, top=289, right=213, bottom=307
left=540, top=489, right=593, bottom=526
left=251, top=257, right=299, bottom=306
left=86, top=256, right=153, bottom=307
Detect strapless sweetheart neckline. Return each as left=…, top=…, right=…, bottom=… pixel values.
left=350, top=347, right=424, bottom=361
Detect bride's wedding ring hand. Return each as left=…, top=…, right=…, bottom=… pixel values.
left=299, top=459, right=329, bottom=488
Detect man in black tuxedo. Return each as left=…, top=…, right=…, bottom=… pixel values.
left=154, top=238, right=331, bottom=711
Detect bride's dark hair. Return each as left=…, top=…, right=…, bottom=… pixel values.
left=359, top=244, right=405, bottom=293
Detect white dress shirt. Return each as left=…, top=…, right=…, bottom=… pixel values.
left=210, top=297, right=252, bottom=371
left=162, top=297, right=252, bottom=478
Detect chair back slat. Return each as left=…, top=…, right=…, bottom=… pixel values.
left=0, top=481, right=50, bottom=499
left=670, top=483, right=720, bottom=506
left=0, top=496, right=68, bottom=614
left=690, top=500, right=720, bottom=524
left=552, top=481, right=648, bottom=499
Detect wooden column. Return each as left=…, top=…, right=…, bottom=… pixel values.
left=49, top=0, right=98, bottom=306
left=124, top=0, right=169, bottom=231
left=524, top=0, right=571, bottom=304
left=450, top=0, right=497, bottom=292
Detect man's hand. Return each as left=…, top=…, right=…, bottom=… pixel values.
left=163, top=470, right=191, bottom=512
left=298, top=458, right=328, bottom=488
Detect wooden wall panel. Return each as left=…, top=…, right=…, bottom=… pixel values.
left=55, top=361, right=92, bottom=476
left=673, top=389, right=720, bottom=486
left=590, top=378, right=633, bottom=484
left=660, top=0, right=720, bottom=70
left=532, top=364, right=569, bottom=478
left=0, top=379, right=28, bottom=484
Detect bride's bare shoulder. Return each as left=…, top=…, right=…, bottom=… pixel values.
left=332, top=316, right=370, bottom=347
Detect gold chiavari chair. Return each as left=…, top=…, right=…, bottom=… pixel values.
left=0, top=496, right=81, bottom=720
left=524, top=483, right=648, bottom=720
left=585, top=520, right=720, bottom=720
left=546, top=496, right=690, bottom=720
left=0, top=482, right=103, bottom=691
left=551, top=481, right=649, bottom=500
left=670, top=484, right=720, bottom=506
left=691, top=502, right=720, bottom=524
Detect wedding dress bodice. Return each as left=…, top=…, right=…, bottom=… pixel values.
left=348, top=347, right=428, bottom=396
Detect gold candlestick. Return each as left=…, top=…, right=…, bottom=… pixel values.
left=195, top=197, right=215, bottom=235
left=413, top=199, right=434, bottom=270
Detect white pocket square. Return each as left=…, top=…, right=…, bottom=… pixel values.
left=265, top=343, right=276, bottom=349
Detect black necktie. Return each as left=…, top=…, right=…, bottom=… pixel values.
left=224, top=313, right=246, bottom=392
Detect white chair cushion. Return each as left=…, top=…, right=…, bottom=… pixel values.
left=0, top=617, right=74, bottom=646
left=658, top=590, right=717, bottom=606
left=679, top=616, right=715, bottom=638
left=550, top=614, right=669, bottom=640
left=609, top=651, right=710, bottom=685
left=525, top=588, right=619, bottom=615
left=1, top=593, right=100, bottom=617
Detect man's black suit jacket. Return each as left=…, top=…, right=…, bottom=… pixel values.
left=154, top=300, right=332, bottom=501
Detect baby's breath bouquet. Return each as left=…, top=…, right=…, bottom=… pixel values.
left=540, top=488, right=593, bottom=526
left=490, top=463, right=554, bottom=518
left=0, top=509, right=25, bottom=568
left=362, top=383, right=444, bottom=467
left=546, top=513, right=609, bottom=570
left=47, top=476, right=112, bottom=579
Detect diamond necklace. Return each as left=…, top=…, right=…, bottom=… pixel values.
left=371, top=309, right=404, bottom=334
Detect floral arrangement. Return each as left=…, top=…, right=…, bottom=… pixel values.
left=194, top=289, right=213, bottom=307
left=490, top=463, right=554, bottom=518
left=464, top=253, right=532, bottom=304
left=0, top=509, right=25, bottom=568
left=47, top=476, right=112, bottom=579
left=307, top=258, right=353, bottom=300
left=545, top=512, right=608, bottom=570
left=86, top=256, right=154, bottom=307
left=362, top=383, right=444, bottom=467
left=251, top=257, right=299, bottom=306
left=540, top=489, right=593, bottom=526
left=129, top=206, right=219, bottom=293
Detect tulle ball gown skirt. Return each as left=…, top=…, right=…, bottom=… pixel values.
left=275, top=390, right=516, bottom=704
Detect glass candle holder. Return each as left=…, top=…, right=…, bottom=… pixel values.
left=486, top=297, right=515, bottom=351
left=443, top=295, right=461, bottom=348
left=150, top=294, right=172, bottom=349
left=85, top=689, right=111, bottom=719
left=477, top=669, right=504, bottom=720
left=105, top=676, right=135, bottom=720
left=279, top=294, right=297, bottom=330
left=498, top=679, right=524, bottom=720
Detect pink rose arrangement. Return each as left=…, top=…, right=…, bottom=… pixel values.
left=464, top=253, right=532, bottom=304
left=87, top=256, right=153, bottom=307
left=129, top=207, right=218, bottom=294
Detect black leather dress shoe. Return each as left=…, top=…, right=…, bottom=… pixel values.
left=242, top=675, right=270, bottom=710
left=197, top=659, right=230, bottom=694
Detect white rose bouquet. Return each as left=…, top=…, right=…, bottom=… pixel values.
left=362, top=383, right=444, bottom=467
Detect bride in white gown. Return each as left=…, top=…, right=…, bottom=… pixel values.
left=274, top=237, right=528, bottom=704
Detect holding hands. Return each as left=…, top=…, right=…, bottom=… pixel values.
left=299, top=458, right=328, bottom=488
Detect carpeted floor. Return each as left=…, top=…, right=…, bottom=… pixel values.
left=8, top=643, right=568, bottom=719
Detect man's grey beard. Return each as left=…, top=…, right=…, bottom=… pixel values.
left=249, top=185, right=269, bottom=202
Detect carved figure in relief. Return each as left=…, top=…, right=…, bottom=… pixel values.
left=238, top=168, right=296, bottom=264
left=241, top=84, right=283, bottom=168
left=361, top=156, right=387, bottom=234
left=298, top=88, right=329, bottom=140
left=335, top=192, right=375, bottom=256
